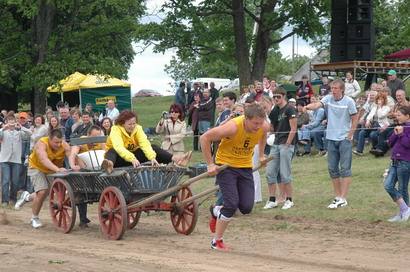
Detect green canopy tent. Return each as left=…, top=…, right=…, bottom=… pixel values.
left=47, top=72, right=132, bottom=112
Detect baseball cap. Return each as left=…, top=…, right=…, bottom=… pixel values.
left=388, top=69, right=397, bottom=76
left=289, top=98, right=296, bottom=103
left=19, top=112, right=28, bottom=119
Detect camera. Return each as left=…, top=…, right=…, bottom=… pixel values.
left=232, top=111, right=241, bottom=118
left=162, top=111, right=170, bottom=119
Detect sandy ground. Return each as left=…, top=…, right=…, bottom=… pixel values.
left=0, top=203, right=409, bottom=272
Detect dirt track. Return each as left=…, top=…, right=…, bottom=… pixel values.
left=0, top=204, right=408, bottom=272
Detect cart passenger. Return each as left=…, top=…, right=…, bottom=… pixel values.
left=68, top=125, right=105, bottom=228
left=69, top=125, right=105, bottom=171
left=15, top=129, right=70, bottom=228
left=200, top=103, right=269, bottom=251
left=101, top=110, right=191, bottom=174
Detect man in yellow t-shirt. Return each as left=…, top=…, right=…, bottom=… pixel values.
left=15, top=129, right=71, bottom=228
left=200, top=103, right=270, bottom=251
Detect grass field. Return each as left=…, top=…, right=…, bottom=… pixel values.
left=133, top=95, right=409, bottom=228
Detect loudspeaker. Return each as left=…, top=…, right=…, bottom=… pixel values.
left=347, top=23, right=372, bottom=41
left=347, top=43, right=373, bottom=60
left=331, top=43, right=347, bottom=62
left=330, top=0, right=374, bottom=61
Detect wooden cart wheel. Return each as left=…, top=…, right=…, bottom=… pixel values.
left=170, top=186, right=198, bottom=235
left=98, top=186, right=127, bottom=240
left=49, top=178, right=76, bottom=233
left=127, top=211, right=142, bottom=230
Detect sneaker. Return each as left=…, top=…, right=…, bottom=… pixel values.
left=352, top=150, right=364, bottom=156
left=327, top=198, right=348, bottom=209
left=299, top=140, right=309, bottom=145
left=31, top=217, right=43, bottom=228
left=101, top=159, right=114, bottom=174
left=263, top=200, right=278, bottom=209
left=401, top=208, right=410, bottom=222
left=15, top=191, right=30, bottom=210
left=387, top=213, right=402, bottom=222
left=318, top=150, right=327, bottom=156
left=209, top=205, right=217, bottom=233
left=281, top=200, right=294, bottom=210
left=211, top=239, right=230, bottom=251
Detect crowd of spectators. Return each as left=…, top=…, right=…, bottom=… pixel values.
left=0, top=100, right=118, bottom=209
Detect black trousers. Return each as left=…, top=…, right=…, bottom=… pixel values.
left=105, top=145, right=173, bottom=167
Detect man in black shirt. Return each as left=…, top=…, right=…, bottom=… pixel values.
left=264, top=87, right=297, bottom=210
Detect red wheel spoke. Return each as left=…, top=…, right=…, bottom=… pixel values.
left=183, top=209, right=193, bottom=217
left=107, top=217, right=113, bottom=234
left=58, top=209, right=63, bottom=227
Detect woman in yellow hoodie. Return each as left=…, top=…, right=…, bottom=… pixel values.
left=102, top=110, right=191, bottom=173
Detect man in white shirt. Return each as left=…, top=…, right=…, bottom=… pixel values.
left=99, top=100, right=120, bottom=122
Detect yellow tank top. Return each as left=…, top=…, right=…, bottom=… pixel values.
left=29, top=137, right=65, bottom=174
left=216, top=116, right=264, bottom=168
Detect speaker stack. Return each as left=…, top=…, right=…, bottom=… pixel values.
left=330, top=0, right=375, bottom=62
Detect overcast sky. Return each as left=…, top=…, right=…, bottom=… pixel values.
left=127, top=1, right=316, bottom=95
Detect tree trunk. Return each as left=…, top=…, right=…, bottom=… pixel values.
left=250, top=1, right=275, bottom=82
left=231, top=0, right=251, bottom=93
left=251, top=28, right=271, bottom=82
left=32, top=0, right=56, bottom=114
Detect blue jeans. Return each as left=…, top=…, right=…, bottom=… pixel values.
left=311, top=126, right=327, bottom=151
left=376, top=127, right=394, bottom=153
left=266, top=144, right=295, bottom=184
left=1, top=162, right=21, bottom=203
left=356, top=126, right=377, bottom=153
left=384, top=160, right=410, bottom=204
left=327, top=139, right=353, bottom=178
left=198, top=121, right=211, bottom=134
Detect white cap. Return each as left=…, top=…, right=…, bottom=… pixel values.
left=289, top=98, right=296, bottom=103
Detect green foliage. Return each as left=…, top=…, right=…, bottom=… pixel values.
left=139, top=0, right=330, bottom=82
left=265, top=51, right=311, bottom=80
left=0, top=0, right=145, bottom=106
left=374, top=0, right=410, bottom=59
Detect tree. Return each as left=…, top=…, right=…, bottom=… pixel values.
left=0, top=0, right=145, bottom=113
left=374, top=0, right=410, bottom=60
left=139, top=0, right=330, bottom=86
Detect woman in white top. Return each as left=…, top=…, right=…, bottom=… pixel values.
left=344, top=72, right=361, bottom=98
left=366, top=92, right=391, bottom=129
left=30, top=114, right=48, bottom=151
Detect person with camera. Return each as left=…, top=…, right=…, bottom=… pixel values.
left=0, top=114, right=32, bottom=208
left=155, top=104, right=187, bottom=156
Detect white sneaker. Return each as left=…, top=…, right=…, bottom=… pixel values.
left=15, top=191, right=30, bottom=210
left=387, top=213, right=401, bottom=222
left=263, top=201, right=278, bottom=209
left=281, top=200, right=294, bottom=210
left=31, top=217, right=43, bottom=228
left=327, top=198, right=348, bottom=209
left=401, top=208, right=410, bottom=222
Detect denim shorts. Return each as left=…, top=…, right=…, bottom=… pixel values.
left=266, top=144, right=295, bottom=184
left=327, top=139, right=352, bottom=178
